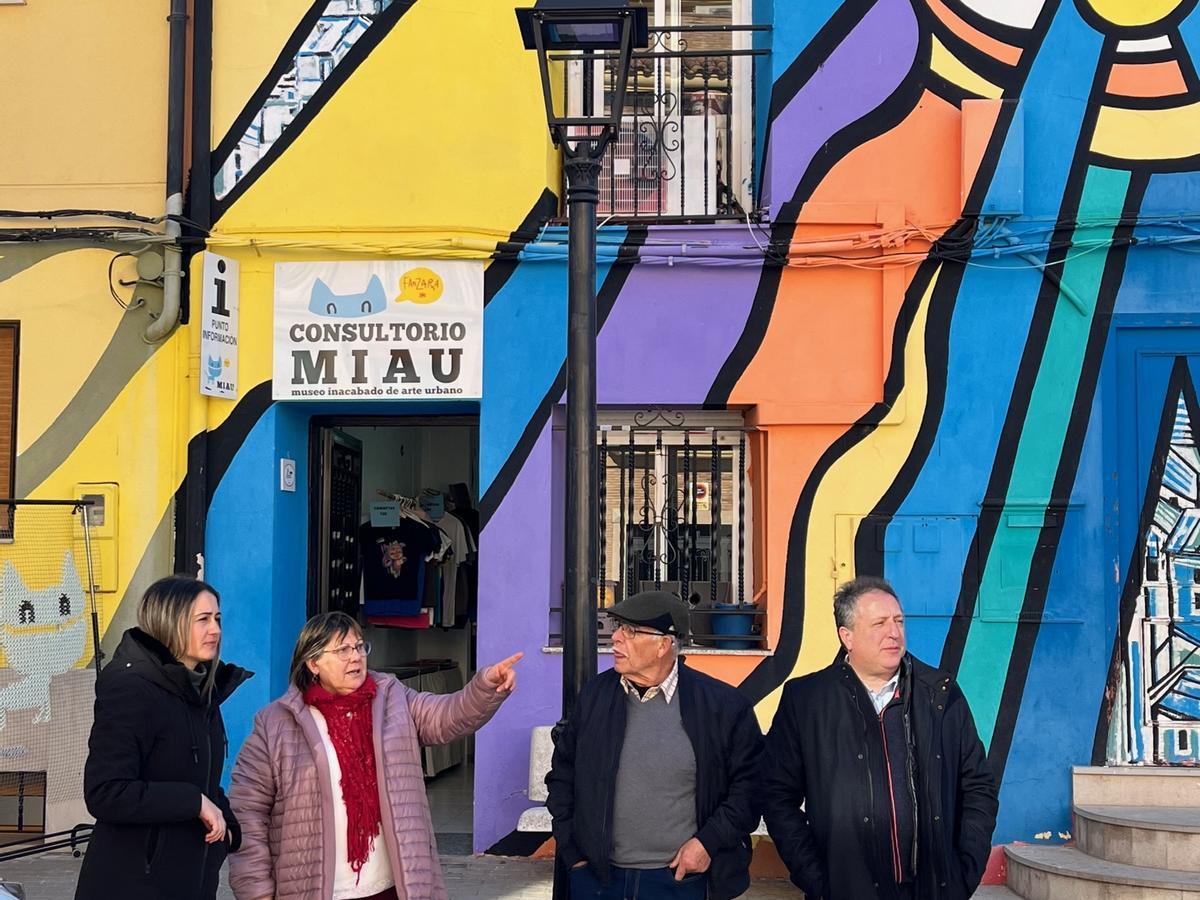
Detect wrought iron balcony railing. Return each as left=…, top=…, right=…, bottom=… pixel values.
left=553, top=25, right=769, bottom=223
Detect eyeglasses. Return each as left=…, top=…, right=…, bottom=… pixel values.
left=321, top=641, right=371, bottom=661
left=614, top=623, right=669, bottom=640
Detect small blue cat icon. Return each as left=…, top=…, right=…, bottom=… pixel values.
left=206, top=355, right=223, bottom=380
left=309, top=274, right=387, bottom=317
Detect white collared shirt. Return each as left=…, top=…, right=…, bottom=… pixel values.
left=867, top=672, right=900, bottom=714
left=620, top=658, right=679, bottom=704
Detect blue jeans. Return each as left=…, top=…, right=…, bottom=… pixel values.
left=569, top=864, right=707, bottom=900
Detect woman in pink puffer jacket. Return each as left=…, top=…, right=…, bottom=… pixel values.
left=228, top=612, right=520, bottom=900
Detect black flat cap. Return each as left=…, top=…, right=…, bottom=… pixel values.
left=608, top=590, right=689, bottom=638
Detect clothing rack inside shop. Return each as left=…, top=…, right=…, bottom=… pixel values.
left=376, top=489, right=419, bottom=508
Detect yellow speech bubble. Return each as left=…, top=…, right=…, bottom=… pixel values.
left=396, top=267, right=444, bottom=304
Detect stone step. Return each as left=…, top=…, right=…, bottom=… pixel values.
left=1006, top=844, right=1200, bottom=899
left=1073, top=765, right=1200, bottom=809
left=1075, top=805, right=1200, bottom=872
left=971, top=887, right=1019, bottom=899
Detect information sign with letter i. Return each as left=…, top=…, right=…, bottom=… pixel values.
left=200, top=253, right=239, bottom=399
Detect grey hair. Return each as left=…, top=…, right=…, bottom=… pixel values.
left=833, top=575, right=899, bottom=630
left=138, top=575, right=221, bottom=698
left=289, top=612, right=363, bottom=691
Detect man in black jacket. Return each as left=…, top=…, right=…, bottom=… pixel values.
left=763, top=576, right=998, bottom=900
left=546, top=591, right=764, bottom=899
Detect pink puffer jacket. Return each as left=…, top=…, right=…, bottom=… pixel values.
left=228, top=671, right=506, bottom=900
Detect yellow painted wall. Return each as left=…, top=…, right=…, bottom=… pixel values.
left=203, top=0, right=561, bottom=433
left=23, top=327, right=188, bottom=646
left=3, top=250, right=129, bottom=455
left=0, top=0, right=169, bottom=214
left=213, top=0, right=554, bottom=234
left=0, top=0, right=176, bottom=653
left=0, top=0, right=565, bottom=648
left=0, top=245, right=187, bottom=648
left=212, top=0, right=317, bottom=143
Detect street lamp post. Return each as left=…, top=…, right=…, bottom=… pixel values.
left=515, top=0, right=647, bottom=719
left=515, top=4, right=646, bottom=895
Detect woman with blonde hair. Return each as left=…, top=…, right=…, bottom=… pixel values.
left=75, top=575, right=251, bottom=900
left=229, top=611, right=520, bottom=900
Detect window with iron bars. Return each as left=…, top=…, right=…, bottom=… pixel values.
left=597, top=409, right=760, bottom=648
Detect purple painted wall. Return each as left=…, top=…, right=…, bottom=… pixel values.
left=596, top=227, right=763, bottom=404
left=475, top=228, right=765, bottom=850
left=474, top=423, right=560, bottom=851
left=762, top=0, right=918, bottom=216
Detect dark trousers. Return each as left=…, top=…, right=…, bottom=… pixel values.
left=352, top=888, right=399, bottom=900
left=570, top=864, right=707, bottom=899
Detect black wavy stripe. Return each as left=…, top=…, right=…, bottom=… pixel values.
left=485, top=189, right=560, bottom=307
left=736, top=256, right=944, bottom=704
left=852, top=259, right=965, bottom=576
left=175, top=382, right=274, bottom=568
left=987, top=171, right=1147, bottom=784
left=478, top=226, right=649, bottom=530
left=211, top=0, right=419, bottom=219
left=768, top=0, right=878, bottom=121
left=708, top=39, right=930, bottom=408
left=484, top=828, right=550, bottom=857
left=735, top=0, right=1062, bottom=701
left=940, top=37, right=1118, bottom=677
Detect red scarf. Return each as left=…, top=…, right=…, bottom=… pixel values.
left=303, top=677, right=382, bottom=880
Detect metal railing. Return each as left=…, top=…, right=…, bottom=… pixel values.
left=0, top=824, right=91, bottom=863
left=555, top=25, right=769, bottom=222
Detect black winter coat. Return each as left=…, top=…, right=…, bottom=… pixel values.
left=545, top=661, right=764, bottom=900
left=75, top=629, right=252, bottom=900
left=763, top=654, right=997, bottom=900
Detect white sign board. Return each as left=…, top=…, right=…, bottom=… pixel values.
left=273, top=260, right=483, bottom=401
left=200, top=253, right=239, bottom=398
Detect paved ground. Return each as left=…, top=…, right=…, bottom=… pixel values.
left=0, top=851, right=1018, bottom=898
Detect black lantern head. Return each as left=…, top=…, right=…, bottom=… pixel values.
left=516, top=0, right=648, bottom=50
left=516, top=0, right=649, bottom=154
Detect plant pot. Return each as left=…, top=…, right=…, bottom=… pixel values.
left=711, top=603, right=758, bottom=650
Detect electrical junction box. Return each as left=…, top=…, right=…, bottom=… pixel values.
left=74, top=483, right=117, bottom=593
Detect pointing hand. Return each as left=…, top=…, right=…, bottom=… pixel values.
left=484, top=652, right=524, bottom=693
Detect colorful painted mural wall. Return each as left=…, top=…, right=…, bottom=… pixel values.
left=472, top=0, right=1200, bottom=853
left=8, top=0, right=1200, bottom=863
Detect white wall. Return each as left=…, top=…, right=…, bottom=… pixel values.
left=342, top=424, right=478, bottom=509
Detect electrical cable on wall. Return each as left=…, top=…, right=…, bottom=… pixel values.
left=7, top=209, right=1200, bottom=280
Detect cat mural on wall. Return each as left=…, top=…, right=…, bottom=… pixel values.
left=0, top=552, right=87, bottom=731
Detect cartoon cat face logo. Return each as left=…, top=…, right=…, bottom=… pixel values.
left=309, top=274, right=387, bottom=318
left=0, top=552, right=88, bottom=730
left=2, top=554, right=83, bottom=628
left=206, top=356, right=223, bottom=380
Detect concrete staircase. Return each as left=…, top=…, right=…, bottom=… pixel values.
left=1005, top=766, right=1200, bottom=899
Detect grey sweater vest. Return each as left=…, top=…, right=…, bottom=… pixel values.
left=610, top=689, right=699, bottom=868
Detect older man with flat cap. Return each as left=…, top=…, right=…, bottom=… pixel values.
left=545, top=591, right=764, bottom=900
